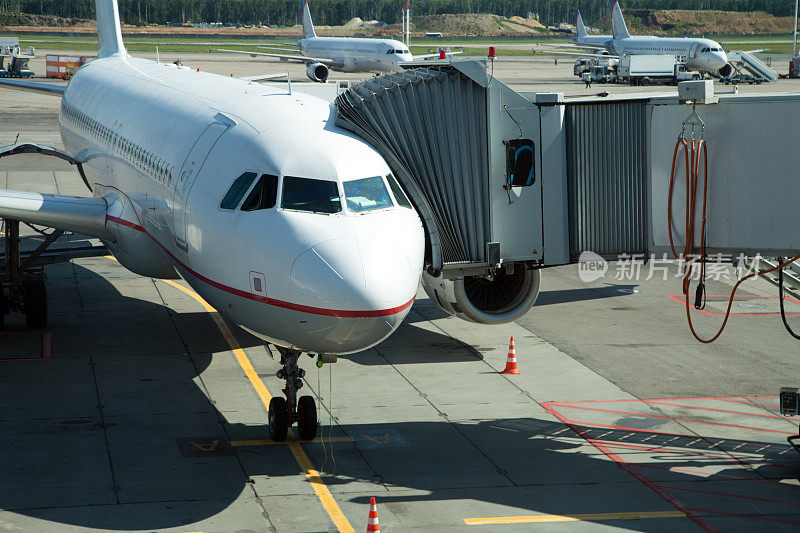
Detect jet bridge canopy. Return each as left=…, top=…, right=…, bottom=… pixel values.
left=335, top=60, right=569, bottom=274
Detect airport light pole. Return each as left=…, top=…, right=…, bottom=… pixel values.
left=793, top=0, right=798, bottom=58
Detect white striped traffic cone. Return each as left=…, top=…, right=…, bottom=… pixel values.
left=367, top=496, right=380, bottom=532
left=502, top=336, right=520, bottom=374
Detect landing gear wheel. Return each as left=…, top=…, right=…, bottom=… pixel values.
left=297, top=395, right=317, bottom=440
left=24, top=277, right=47, bottom=328
left=268, top=396, right=289, bottom=442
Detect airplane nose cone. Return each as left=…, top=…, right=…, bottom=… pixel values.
left=289, top=236, right=417, bottom=353
left=290, top=236, right=413, bottom=310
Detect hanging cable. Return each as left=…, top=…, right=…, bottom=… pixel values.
left=667, top=113, right=800, bottom=343
left=779, top=259, right=800, bottom=340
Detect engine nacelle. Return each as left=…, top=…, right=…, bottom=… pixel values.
left=718, top=63, right=734, bottom=78
left=422, top=266, right=541, bottom=324
left=102, top=190, right=179, bottom=279
left=306, top=62, right=329, bottom=83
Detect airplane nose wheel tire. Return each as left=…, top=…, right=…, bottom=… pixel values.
left=297, top=395, right=317, bottom=440
left=268, top=396, right=289, bottom=442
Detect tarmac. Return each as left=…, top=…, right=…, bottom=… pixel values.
left=1, top=52, right=800, bottom=532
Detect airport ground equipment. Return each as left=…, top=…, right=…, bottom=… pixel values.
left=617, top=54, right=699, bottom=85
left=726, top=50, right=778, bottom=82
left=45, top=55, right=92, bottom=80
left=581, top=65, right=617, bottom=84
left=790, top=55, right=800, bottom=78
left=779, top=387, right=800, bottom=453
left=335, top=60, right=800, bottom=341
left=0, top=46, right=34, bottom=78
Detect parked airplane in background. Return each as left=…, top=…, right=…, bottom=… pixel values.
left=0, top=0, right=425, bottom=442
left=213, top=0, right=459, bottom=82
left=539, top=1, right=733, bottom=77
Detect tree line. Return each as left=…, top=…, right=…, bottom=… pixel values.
left=1, top=0, right=796, bottom=27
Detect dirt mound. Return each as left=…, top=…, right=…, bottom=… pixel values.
left=383, top=13, right=547, bottom=36
left=343, top=17, right=363, bottom=28
left=594, top=9, right=796, bottom=35
left=0, top=12, right=90, bottom=27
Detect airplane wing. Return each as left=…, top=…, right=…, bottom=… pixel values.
left=0, top=189, right=112, bottom=240
left=258, top=46, right=302, bottom=53
left=535, top=49, right=618, bottom=59
left=413, top=51, right=464, bottom=60
left=537, top=42, right=608, bottom=50
left=211, top=48, right=341, bottom=68
left=240, top=73, right=291, bottom=82
left=0, top=78, right=66, bottom=96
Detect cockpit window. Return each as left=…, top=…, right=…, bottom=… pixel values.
left=702, top=47, right=710, bottom=52
left=343, top=176, right=393, bottom=213
left=386, top=173, right=413, bottom=209
left=281, top=176, right=341, bottom=214
left=395, top=49, right=404, bottom=54
left=241, top=174, right=278, bottom=211
left=387, top=49, right=395, bottom=54
left=220, top=172, right=257, bottom=210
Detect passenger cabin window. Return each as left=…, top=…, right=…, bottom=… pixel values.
left=282, top=176, right=341, bottom=214
left=242, top=174, right=278, bottom=211
left=386, top=173, right=413, bottom=209
left=220, top=172, right=258, bottom=210
left=343, top=176, right=393, bottom=213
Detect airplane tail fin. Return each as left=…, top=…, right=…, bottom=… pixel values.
left=575, top=10, right=587, bottom=38
left=611, top=0, right=631, bottom=39
left=96, top=0, right=127, bottom=58
left=301, top=0, right=317, bottom=39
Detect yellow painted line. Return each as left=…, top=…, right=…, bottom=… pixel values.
left=161, top=279, right=355, bottom=533
left=230, top=437, right=353, bottom=447
left=464, top=510, right=686, bottom=525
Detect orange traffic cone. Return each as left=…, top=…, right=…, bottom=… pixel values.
left=502, top=336, right=520, bottom=374
left=367, top=496, right=381, bottom=532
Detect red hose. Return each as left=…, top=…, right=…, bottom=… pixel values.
left=667, top=135, right=800, bottom=343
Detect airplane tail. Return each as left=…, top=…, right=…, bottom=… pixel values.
left=301, top=0, right=317, bottom=39
left=96, top=0, right=127, bottom=58
left=575, top=10, right=587, bottom=38
left=611, top=0, right=631, bottom=39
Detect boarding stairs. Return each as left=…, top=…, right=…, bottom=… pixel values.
left=727, top=50, right=778, bottom=82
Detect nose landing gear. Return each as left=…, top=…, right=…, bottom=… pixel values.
left=268, top=346, right=318, bottom=442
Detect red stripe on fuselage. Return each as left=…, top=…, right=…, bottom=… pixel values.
left=105, top=215, right=415, bottom=318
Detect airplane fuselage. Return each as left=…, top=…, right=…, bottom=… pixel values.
left=574, top=35, right=727, bottom=73
left=298, top=36, right=413, bottom=72
left=58, top=56, right=425, bottom=354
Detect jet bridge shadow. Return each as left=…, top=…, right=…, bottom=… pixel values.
left=2, top=259, right=799, bottom=530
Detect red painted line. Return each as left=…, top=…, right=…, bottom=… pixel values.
left=665, top=294, right=800, bottom=317
left=541, top=403, right=719, bottom=532
left=636, top=464, right=800, bottom=490
left=659, top=484, right=800, bottom=507
left=592, top=440, right=740, bottom=461
left=644, top=400, right=787, bottom=420
left=544, top=395, right=777, bottom=406
left=687, top=507, right=800, bottom=526
left=555, top=404, right=796, bottom=435
left=41, top=331, right=52, bottom=359
left=105, top=215, right=415, bottom=318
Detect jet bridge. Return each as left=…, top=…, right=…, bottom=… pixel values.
left=334, top=59, right=800, bottom=325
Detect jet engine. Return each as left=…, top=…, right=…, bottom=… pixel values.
left=306, top=62, right=329, bottom=83
left=421, top=265, right=541, bottom=324
left=718, top=63, right=734, bottom=78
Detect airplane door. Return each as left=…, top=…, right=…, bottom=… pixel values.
left=689, top=43, right=700, bottom=59
left=172, top=120, right=229, bottom=250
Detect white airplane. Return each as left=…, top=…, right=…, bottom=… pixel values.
left=212, top=0, right=458, bottom=82
left=0, top=0, right=425, bottom=441
left=539, top=1, right=733, bottom=77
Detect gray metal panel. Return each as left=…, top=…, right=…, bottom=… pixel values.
left=335, top=67, right=489, bottom=269
left=565, top=102, right=648, bottom=259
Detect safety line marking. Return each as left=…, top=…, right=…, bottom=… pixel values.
left=665, top=294, right=800, bottom=317
left=553, top=403, right=796, bottom=435
left=643, top=400, right=787, bottom=420
left=162, top=279, right=355, bottom=533
left=463, top=510, right=686, bottom=525
left=230, top=437, right=353, bottom=447
left=540, top=403, right=719, bottom=532
left=547, top=395, right=778, bottom=405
